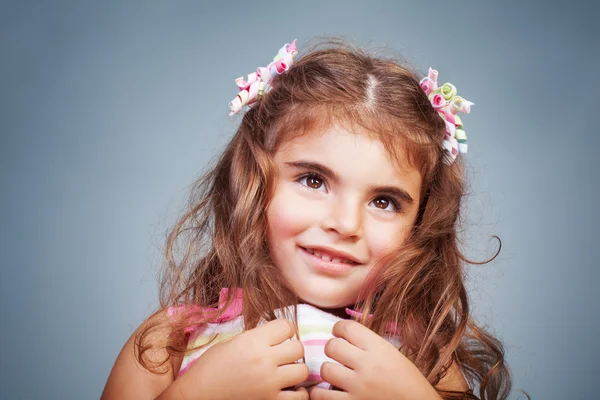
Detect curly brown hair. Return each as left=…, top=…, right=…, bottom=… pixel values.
left=136, top=39, right=514, bottom=400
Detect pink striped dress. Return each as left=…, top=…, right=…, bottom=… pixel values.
left=170, top=290, right=400, bottom=390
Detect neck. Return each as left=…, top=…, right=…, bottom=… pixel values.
left=298, top=301, right=352, bottom=319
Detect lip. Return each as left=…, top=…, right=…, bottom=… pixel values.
left=299, top=246, right=360, bottom=275
left=301, top=245, right=362, bottom=264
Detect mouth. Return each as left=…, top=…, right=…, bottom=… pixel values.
left=300, top=246, right=361, bottom=265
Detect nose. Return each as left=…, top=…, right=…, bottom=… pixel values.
left=320, top=197, right=363, bottom=239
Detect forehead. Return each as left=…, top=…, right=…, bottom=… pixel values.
left=275, top=127, right=422, bottom=197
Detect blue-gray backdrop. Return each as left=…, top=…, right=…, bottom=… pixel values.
left=1, top=1, right=597, bottom=399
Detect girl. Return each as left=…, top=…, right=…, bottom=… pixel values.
left=102, top=39, right=512, bottom=399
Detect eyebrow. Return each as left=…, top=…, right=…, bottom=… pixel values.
left=284, top=160, right=415, bottom=205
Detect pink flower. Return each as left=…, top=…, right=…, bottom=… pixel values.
left=431, top=93, right=446, bottom=109
left=421, top=79, right=431, bottom=95
left=275, top=59, right=288, bottom=73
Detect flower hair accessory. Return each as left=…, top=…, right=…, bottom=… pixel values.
left=420, top=68, right=474, bottom=164
left=228, top=40, right=299, bottom=116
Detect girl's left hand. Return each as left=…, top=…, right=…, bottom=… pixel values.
left=309, top=320, right=442, bottom=400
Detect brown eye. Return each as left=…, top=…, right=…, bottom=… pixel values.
left=299, top=174, right=325, bottom=190
left=373, top=197, right=390, bottom=209
left=370, top=196, right=400, bottom=212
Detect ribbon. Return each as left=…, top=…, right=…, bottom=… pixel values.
left=228, top=40, right=299, bottom=116
left=420, top=67, right=473, bottom=164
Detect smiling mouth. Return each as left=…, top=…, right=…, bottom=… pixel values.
left=300, top=247, right=359, bottom=265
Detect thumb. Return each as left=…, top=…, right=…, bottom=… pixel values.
left=295, top=386, right=309, bottom=399
left=308, top=386, right=327, bottom=399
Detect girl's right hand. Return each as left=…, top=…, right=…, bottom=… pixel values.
left=170, top=319, right=309, bottom=400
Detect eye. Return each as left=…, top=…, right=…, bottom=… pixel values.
left=370, top=196, right=401, bottom=213
left=298, top=173, right=327, bottom=192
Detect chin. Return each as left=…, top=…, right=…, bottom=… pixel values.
left=296, top=288, right=355, bottom=310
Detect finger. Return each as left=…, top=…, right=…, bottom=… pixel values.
left=252, top=318, right=296, bottom=346
left=276, top=386, right=309, bottom=400
left=272, top=337, right=305, bottom=365
left=320, top=361, right=355, bottom=392
left=276, top=363, right=310, bottom=388
left=309, top=386, right=348, bottom=400
left=324, top=337, right=364, bottom=370
left=332, top=320, right=379, bottom=351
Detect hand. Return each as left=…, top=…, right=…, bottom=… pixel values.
left=174, top=319, right=310, bottom=400
left=309, top=320, right=441, bottom=400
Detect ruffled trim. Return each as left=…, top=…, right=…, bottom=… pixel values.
left=344, top=307, right=400, bottom=336
left=169, top=288, right=399, bottom=335
left=168, top=288, right=243, bottom=334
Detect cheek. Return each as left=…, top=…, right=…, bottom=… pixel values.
left=266, top=185, right=314, bottom=243
left=365, top=222, right=412, bottom=259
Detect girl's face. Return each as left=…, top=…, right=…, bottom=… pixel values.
left=266, top=126, right=422, bottom=309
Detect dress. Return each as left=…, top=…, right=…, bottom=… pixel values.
left=169, top=289, right=401, bottom=389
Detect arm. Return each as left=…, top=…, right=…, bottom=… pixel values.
left=103, top=316, right=310, bottom=400
left=101, top=309, right=184, bottom=400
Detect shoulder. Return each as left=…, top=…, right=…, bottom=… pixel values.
left=101, top=308, right=185, bottom=399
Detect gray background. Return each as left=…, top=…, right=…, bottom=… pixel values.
left=1, top=1, right=597, bottom=399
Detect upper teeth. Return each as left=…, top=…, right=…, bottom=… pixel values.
left=306, top=248, right=356, bottom=264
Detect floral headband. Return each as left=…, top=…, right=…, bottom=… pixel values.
left=227, top=43, right=472, bottom=165
left=228, top=40, right=299, bottom=116
left=420, top=68, right=473, bottom=165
